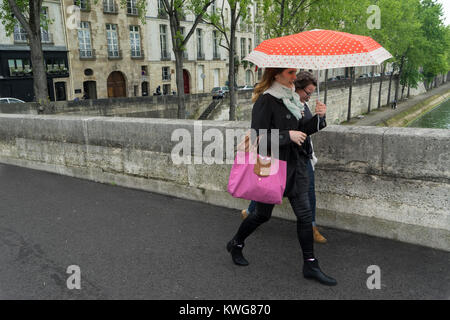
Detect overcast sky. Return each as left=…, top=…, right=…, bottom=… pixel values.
left=436, top=0, right=450, bottom=25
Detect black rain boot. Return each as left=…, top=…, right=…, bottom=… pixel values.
left=303, top=259, right=337, bottom=286
left=227, top=240, right=249, bottom=266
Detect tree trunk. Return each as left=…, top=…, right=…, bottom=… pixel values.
left=368, top=66, right=374, bottom=113
left=407, top=85, right=410, bottom=98
left=387, top=70, right=393, bottom=106
left=324, top=69, right=328, bottom=105
left=347, top=67, right=353, bottom=122
left=394, top=58, right=404, bottom=104
left=29, top=33, right=48, bottom=106
left=168, top=12, right=186, bottom=119
left=174, top=50, right=186, bottom=119
left=377, top=63, right=385, bottom=109
left=8, top=0, right=49, bottom=107
left=228, top=7, right=238, bottom=121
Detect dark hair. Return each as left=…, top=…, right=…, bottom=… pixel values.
left=294, top=71, right=317, bottom=91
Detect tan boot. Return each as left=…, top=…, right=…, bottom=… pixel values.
left=313, top=226, right=327, bottom=244
left=241, top=209, right=248, bottom=220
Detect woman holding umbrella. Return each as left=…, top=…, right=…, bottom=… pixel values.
left=226, top=67, right=337, bottom=286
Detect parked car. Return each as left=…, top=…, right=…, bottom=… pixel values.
left=211, top=86, right=229, bottom=99
left=237, top=85, right=254, bottom=91
left=0, top=97, right=25, bottom=104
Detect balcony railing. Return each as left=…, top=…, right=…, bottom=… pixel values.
left=14, top=31, right=54, bottom=44
left=131, top=49, right=144, bottom=59
left=103, top=1, right=118, bottom=14
left=79, top=48, right=96, bottom=59
left=108, top=49, right=122, bottom=59
left=13, top=32, right=28, bottom=43
left=41, top=32, right=53, bottom=44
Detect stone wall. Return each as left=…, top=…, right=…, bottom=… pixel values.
left=0, top=114, right=448, bottom=251
left=234, top=77, right=428, bottom=124
left=0, top=94, right=214, bottom=119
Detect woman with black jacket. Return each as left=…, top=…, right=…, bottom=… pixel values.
left=226, top=68, right=336, bottom=286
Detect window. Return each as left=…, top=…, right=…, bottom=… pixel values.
left=197, top=65, right=204, bottom=92
left=248, top=38, right=252, bottom=56
left=197, top=29, right=204, bottom=59
left=103, top=0, right=117, bottom=13
left=78, top=21, right=93, bottom=57
left=160, top=25, right=169, bottom=59
left=45, top=58, right=67, bottom=73
left=162, top=67, right=170, bottom=81
left=213, top=31, right=220, bottom=59
left=106, top=24, right=120, bottom=57
left=211, top=0, right=216, bottom=14
left=180, top=27, right=188, bottom=59
left=246, top=70, right=253, bottom=85
left=41, top=7, right=51, bottom=43
left=8, top=59, right=31, bottom=76
left=127, top=0, right=138, bottom=15
left=240, top=38, right=247, bottom=60
left=74, top=0, right=89, bottom=11
left=130, top=26, right=141, bottom=57
left=247, top=7, right=253, bottom=31
left=157, top=0, right=167, bottom=18
left=13, top=23, right=27, bottom=42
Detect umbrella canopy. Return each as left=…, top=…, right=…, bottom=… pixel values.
left=244, top=29, right=392, bottom=70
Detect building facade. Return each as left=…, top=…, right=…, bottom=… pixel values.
left=0, top=0, right=69, bottom=102
left=0, top=1, right=260, bottom=101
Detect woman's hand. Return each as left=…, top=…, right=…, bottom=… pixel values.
left=289, top=130, right=307, bottom=146
left=315, top=101, right=327, bottom=117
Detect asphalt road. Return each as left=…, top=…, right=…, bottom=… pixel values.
left=0, top=163, right=448, bottom=300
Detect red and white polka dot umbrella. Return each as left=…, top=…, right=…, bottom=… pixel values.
left=245, top=29, right=392, bottom=69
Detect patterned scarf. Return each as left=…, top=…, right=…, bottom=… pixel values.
left=264, top=81, right=304, bottom=120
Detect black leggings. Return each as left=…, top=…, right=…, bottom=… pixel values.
left=233, top=192, right=314, bottom=261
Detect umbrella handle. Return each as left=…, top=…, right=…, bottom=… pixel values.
left=317, top=69, right=320, bottom=100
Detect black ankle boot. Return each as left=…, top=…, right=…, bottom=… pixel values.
left=303, top=259, right=337, bottom=286
left=227, top=240, right=249, bottom=266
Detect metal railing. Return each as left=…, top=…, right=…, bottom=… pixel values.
left=131, top=49, right=144, bottom=59
left=197, top=52, right=205, bottom=60
left=108, top=49, right=122, bottom=59
left=79, top=48, right=96, bottom=59
left=161, top=50, right=170, bottom=60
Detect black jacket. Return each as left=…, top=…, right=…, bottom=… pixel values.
left=251, top=93, right=326, bottom=196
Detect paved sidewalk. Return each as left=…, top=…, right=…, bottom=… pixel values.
left=344, top=82, right=450, bottom=126
left=0, top=163, right=449, bottom=299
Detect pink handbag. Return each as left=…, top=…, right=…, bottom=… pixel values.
left=227, top=132, right=287, bottom=204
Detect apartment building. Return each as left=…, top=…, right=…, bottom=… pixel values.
left=146, top=0, right=257, bottom=96
left=0, top=0, right=258, bottom=101
left=60, top=0, right=148, bottom=100
left=0, top=0, right=69, bottom=102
